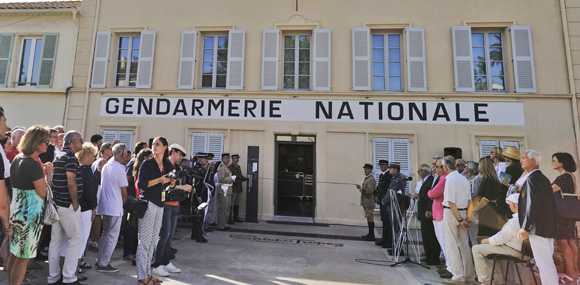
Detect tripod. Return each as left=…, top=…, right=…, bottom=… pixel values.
left=390, top=192, right=429, bottom=269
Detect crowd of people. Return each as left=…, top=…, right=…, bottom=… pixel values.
left=0, top=106, right=247, bottom=285
left=360, top=146, right=577, bottom=285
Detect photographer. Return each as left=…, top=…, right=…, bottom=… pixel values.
left=190, top=152, right=211, bottom=242
left=152, top=144, right=190, bottom=277
left=381, top=162, right=408, bottom=255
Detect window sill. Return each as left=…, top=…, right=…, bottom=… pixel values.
left=0, top=87, right=64, bottom=93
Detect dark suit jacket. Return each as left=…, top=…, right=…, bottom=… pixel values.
left=518, top=170, right=557, bottom=238
left=375, top=172, right=392, bottom=200
left=417, top=175, right=435, bottom=221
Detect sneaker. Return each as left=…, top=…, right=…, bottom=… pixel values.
left=79, top=261, right=92, bottom=269
left=164, top=262, right=181, bottom=273
left=152, top=265, right=169, bottom=277
left=96, top=264, right=119, bottom=273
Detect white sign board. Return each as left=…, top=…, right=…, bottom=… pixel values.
left=100, top=97, right=525, bottom=126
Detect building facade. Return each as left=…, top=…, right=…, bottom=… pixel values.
left=0, top=1, right=81, bottom=127
left=66, top=0, right=578, bottom=225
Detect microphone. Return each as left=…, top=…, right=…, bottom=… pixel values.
left=403, top=176, right=413, bottom=181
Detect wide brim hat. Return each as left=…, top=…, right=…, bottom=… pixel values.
left=502, top=146, right=521, bottom=160
left=169, top=144, right=187, bottom=156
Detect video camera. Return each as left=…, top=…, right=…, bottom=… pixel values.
left=174, top=157, right=204, bottom=185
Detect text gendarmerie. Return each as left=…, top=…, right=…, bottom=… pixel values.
left=101, top=97, right=505, bottom=124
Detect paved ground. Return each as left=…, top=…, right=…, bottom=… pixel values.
left=0, top=222, right=449, bottom=285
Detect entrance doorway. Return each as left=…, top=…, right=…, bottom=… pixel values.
left=275, top=135, right=315, bottom=217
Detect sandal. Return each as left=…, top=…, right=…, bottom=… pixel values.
left=151, top=276, right=164, bottom=284
left=138, top=276, right=154, bottom=285
left=560, top=274, right=575, bottom=284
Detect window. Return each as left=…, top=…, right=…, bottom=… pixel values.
left=478, top=140, right=520, bottom=158
left=17, top=38, right=43, bottom=87
left=372, top=34, right=402, bottom=91
left=283, top=35, right=310, bottom=90
left=102, top=130, right=134, bottom=151
left=201, top=36, right=228, bottom=88
left=372, top=138, right=411, bottom=190
left=472, top=32, right=505, bottom=91
left=191, top=132, right=224, bottom=162
left=115, top=36, right=140, bottom=87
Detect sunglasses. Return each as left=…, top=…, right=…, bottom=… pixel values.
left=45, top=140, right=50, bottom=145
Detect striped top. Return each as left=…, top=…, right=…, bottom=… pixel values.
left=52, top=147, right=83, bottom=207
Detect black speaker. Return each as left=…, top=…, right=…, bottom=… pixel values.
left=444, top=147, right=462, bottom=159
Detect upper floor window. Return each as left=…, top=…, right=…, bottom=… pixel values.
left=116, top=36, right=140, bottom=87
left=283, top=35, right=310, bottom=90
left=201, top=35, right=228, bottom=88
left=472, top=32, right=505, bottom=92
left=371, top=34, right=402, bottom=91
left=17, top=38, right=43, bottom=87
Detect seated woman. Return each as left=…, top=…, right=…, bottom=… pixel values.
left=472, top=194, right=524, bottom=284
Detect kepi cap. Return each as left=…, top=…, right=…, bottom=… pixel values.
left=196, top=152, right=208, bottom=158
left=232, top=153, right=240, bottom=158
left=363, top=163, right=373, bottom=170
left=378, top=159, right=389, bottom=165
left=221, top=153, right=230, bottom=158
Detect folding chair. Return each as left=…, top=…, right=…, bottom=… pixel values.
left=487, top=239, right=538, bottom=285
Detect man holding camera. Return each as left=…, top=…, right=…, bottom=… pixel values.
left=191, top=152, right=210, bottom=242
left=357, top=163, right=377, bottom=241
left=152, top=144, right=187, bottom=277
left=381, top=162, right=408, bottom=255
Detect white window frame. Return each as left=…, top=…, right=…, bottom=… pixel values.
left=115, top=35, right=140, bottom=88
left=191, top=132, right=225, bottom=162
left=283, top=33, right=311, bottom=90
left=102, top=130, right=134, bottom=151
left=371, top=33, right=402, bottom=91
left=201, top=35, right=228, bottom=89
left=477, top=140, right=521, bottom=158
left=17, top=37, right=43, bottom=87
left=472, top=31, right=506, bottom=92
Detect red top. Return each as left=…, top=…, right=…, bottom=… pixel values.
left=427, top=174, right=447, bottom=221
left=6, top=148, right=19, bottom=163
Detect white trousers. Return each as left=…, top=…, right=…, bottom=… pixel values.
left=443, top=208, right=476, bottom=282
left=529, top=234, right=558, bottom=285
left=472, top=244, right=521, bottom=282
left=433, top=219, right=452, bottom=272
left=48, top=205, right=82, bottom=284
left=59, top=210, right=92, bottom=259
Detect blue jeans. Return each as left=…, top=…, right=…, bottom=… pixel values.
left=153, top=204, right=179, bottom=267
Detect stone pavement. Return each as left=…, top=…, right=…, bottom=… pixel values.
left=0, top=222, right=447, bottom=285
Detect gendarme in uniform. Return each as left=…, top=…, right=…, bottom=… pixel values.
left=216, top=153, right=235, bottom=230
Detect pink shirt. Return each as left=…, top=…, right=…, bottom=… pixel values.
left=427, top=174, right=447, bottom=221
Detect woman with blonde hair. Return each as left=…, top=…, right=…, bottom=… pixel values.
left=490, top=146, right=507, bottom=179
left=5, top=126, right=53, bottom=285
left=473, top=157, right=504, bottom=239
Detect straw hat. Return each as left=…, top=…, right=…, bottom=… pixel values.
left=502, top=146, right=521, bottom=160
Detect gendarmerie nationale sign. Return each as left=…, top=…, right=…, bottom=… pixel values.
left=100, top=97, right=525, bottom=126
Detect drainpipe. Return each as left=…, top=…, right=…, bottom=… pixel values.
left=81, top=0, right=101, bottom=135
left=560, top=0, right=580, bottom=159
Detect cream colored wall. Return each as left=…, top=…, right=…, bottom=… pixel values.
left=0, top=12, right=78, bottom=127
left=70, top=0, right=577, bottom=225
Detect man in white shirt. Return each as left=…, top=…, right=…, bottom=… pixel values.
left=96, top=143, right=129, bottom=273
left=441, top=155, right=475, bottom=284
left=472, top=194, right=523, bottom=284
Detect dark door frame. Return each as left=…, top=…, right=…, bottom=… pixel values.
left=274, top=135, right=316, bottom=217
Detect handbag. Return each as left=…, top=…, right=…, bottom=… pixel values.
left=123, top=196, right=148, bottom=219
left=554, top=173, right=580, bottom=221
left=43, top=185, right=60, bottom=225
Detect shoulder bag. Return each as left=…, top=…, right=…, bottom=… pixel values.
left=43, top=185, right=60, bottom=225
left=554, top=173, right=580, bottom=221
left=123, top=196, right=148, bottom=219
